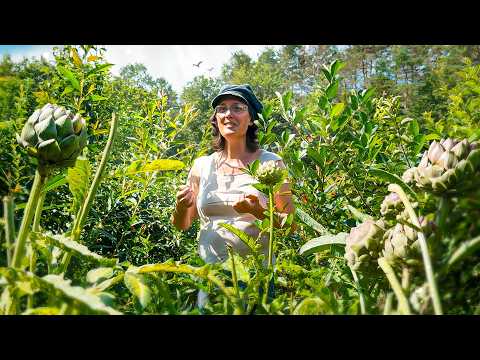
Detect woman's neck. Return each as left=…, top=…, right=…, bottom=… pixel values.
left=223, top=138, right=248, bottom=160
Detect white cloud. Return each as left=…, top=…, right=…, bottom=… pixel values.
left=103, top=45, right=282, bottom=93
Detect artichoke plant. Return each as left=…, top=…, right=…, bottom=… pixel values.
left=344, top=219, right=386, bottom=272
left=403, top=138, right=480, bottom=194
left=380, top=192, right=403, bottom=218
left=16, top=103, right=87, bottom=175
left=10, top=104, right=88, bottom=269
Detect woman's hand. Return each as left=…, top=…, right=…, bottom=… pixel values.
left=175, top=185, right=195, bottom=212
left=233, top=194, right=265, bottom=218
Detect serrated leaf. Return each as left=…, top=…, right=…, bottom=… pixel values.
left=369, top=168, right=417, bottom=200
left=296, top=208, right=330, bottom=235
left=299, top=232, right=347, bottom=256
left=124, top=269, right=152, bottom=309
left=86, top=267, right=114, bottom=284
left=30, top=232, right=117, bottom=267
left=87, top=274, right=124, bottom=298
left=218, top=223, right=258, bottom=253
left=41, top=274, right=121, bottom=315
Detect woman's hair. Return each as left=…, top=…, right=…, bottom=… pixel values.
left=209, top=98, right=259, bottom=153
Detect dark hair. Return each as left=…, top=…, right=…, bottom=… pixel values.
left=209, top=100, right=259, bottom=153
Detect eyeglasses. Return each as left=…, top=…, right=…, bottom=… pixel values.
left=215, top=104, right=248, bottom=115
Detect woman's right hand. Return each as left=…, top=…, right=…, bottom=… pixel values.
left=175, top=185, right=195, bottom=212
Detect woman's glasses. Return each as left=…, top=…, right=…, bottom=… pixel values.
left=215, top=104, right=248, bottom=115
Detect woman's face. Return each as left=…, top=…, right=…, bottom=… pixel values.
left=215, top=97, right=252, bottom=141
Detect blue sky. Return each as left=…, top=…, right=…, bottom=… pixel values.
left=0, top=45, right=282, bottom=92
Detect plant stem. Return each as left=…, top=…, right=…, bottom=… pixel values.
left=3, top=196, right=15, bottom=266
left=227, top=246, right=241, bottom=301
left=27, top=189, right=46, bottom=308
left=384, top=292, right=394, bottom=315
left=350, top=267, right=367, bottom=315
left=401, top=266, right=410, bottom=291
left=267, top=188, right=274, bottom=268
left=73, top=113, right=118, bottom=240
left=378, top=257, right=411, bottom=315
left=60, top=113, right=118, bottom=272
left=11, top=169, right=48, bottom=268
left=388, top=183, right=443, bottom=315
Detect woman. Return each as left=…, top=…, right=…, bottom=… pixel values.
left=171, top=84, right=294, bottom=307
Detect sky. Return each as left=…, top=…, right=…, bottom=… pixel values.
left=0, top=45, right=282, bottom=93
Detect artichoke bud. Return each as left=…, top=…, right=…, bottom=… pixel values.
left=402, top=168, right=416, bottom=184
left=418, top=151, right=429, bottom=168
left=53, top=106, right=66, bottom=119
left=27, top=109, right=41, bottom=125
left=427, top=141, right=444, bottom=164
left=17, top=103, right=87, bottom=169
left=20, top=120, right=38, bottom=145
left=55, top=115, right=74, bottom=138
left=34, top=115, right=57, bottom=141
left=466, top=148, right=480, bottom=170
left=442, top=138, right=457, bottom=151
left=38, top=138, right=62, bottom=162
left=256, top=160, right=286, bottom=186
left=38, top=105, right=54, bottom=122
left=59, top=134, right=79, bottom=159
left=436, top=150, right=458, bottom=170
left=451, top=139, right=469, bottom=160
left=78, top=126, right=88, bottom=149
left=380, top=192, right=402, bottom=216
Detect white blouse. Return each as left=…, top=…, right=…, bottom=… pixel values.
left=188, top=149, right=282, bottom=264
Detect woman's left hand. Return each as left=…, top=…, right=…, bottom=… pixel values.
left=233, top=194, right=264, bottom=218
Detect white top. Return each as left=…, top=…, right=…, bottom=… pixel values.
left=188, top=149, right=283, bottom=264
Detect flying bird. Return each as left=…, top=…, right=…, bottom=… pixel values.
left=193, top=61, right=203, bottom=67
left=208, top=67, right=214, bottom=72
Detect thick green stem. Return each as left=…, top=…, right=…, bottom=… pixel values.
left=27, top=190, right=46, bottom=308
left=227, top=246, right=241, bottom=301
left=388, top=184, right=443, bottom=315
left=3, top=196, right=15, bottom=266
left=378, top=257, right=411, bottom=315
left=436, top=196, right=450, bottom=236
left=73, top=113, right=118, bottom=239
left=350, top=267, right=367, bottom=315
left=60, top=113, right=118, bottom=271
left=384, top=292, right=394, bottom=315
left=11, top=170, right=48, bottom=269
left=267, top=189, right=274, bottom=268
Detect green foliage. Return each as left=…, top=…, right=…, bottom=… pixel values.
left=1, top=45, right=480, bottom=315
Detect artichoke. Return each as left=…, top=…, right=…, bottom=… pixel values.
left=345, top=219, right=386, bottom=272
left=256, top=160, right=286, bottom=186
left=16, top=103, right=87, bottom=173
left=403, top=138, right=480, bottom=194
left=380, top=192, right=403, bottom=218
left=382, top=213, right=432, bottom=264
